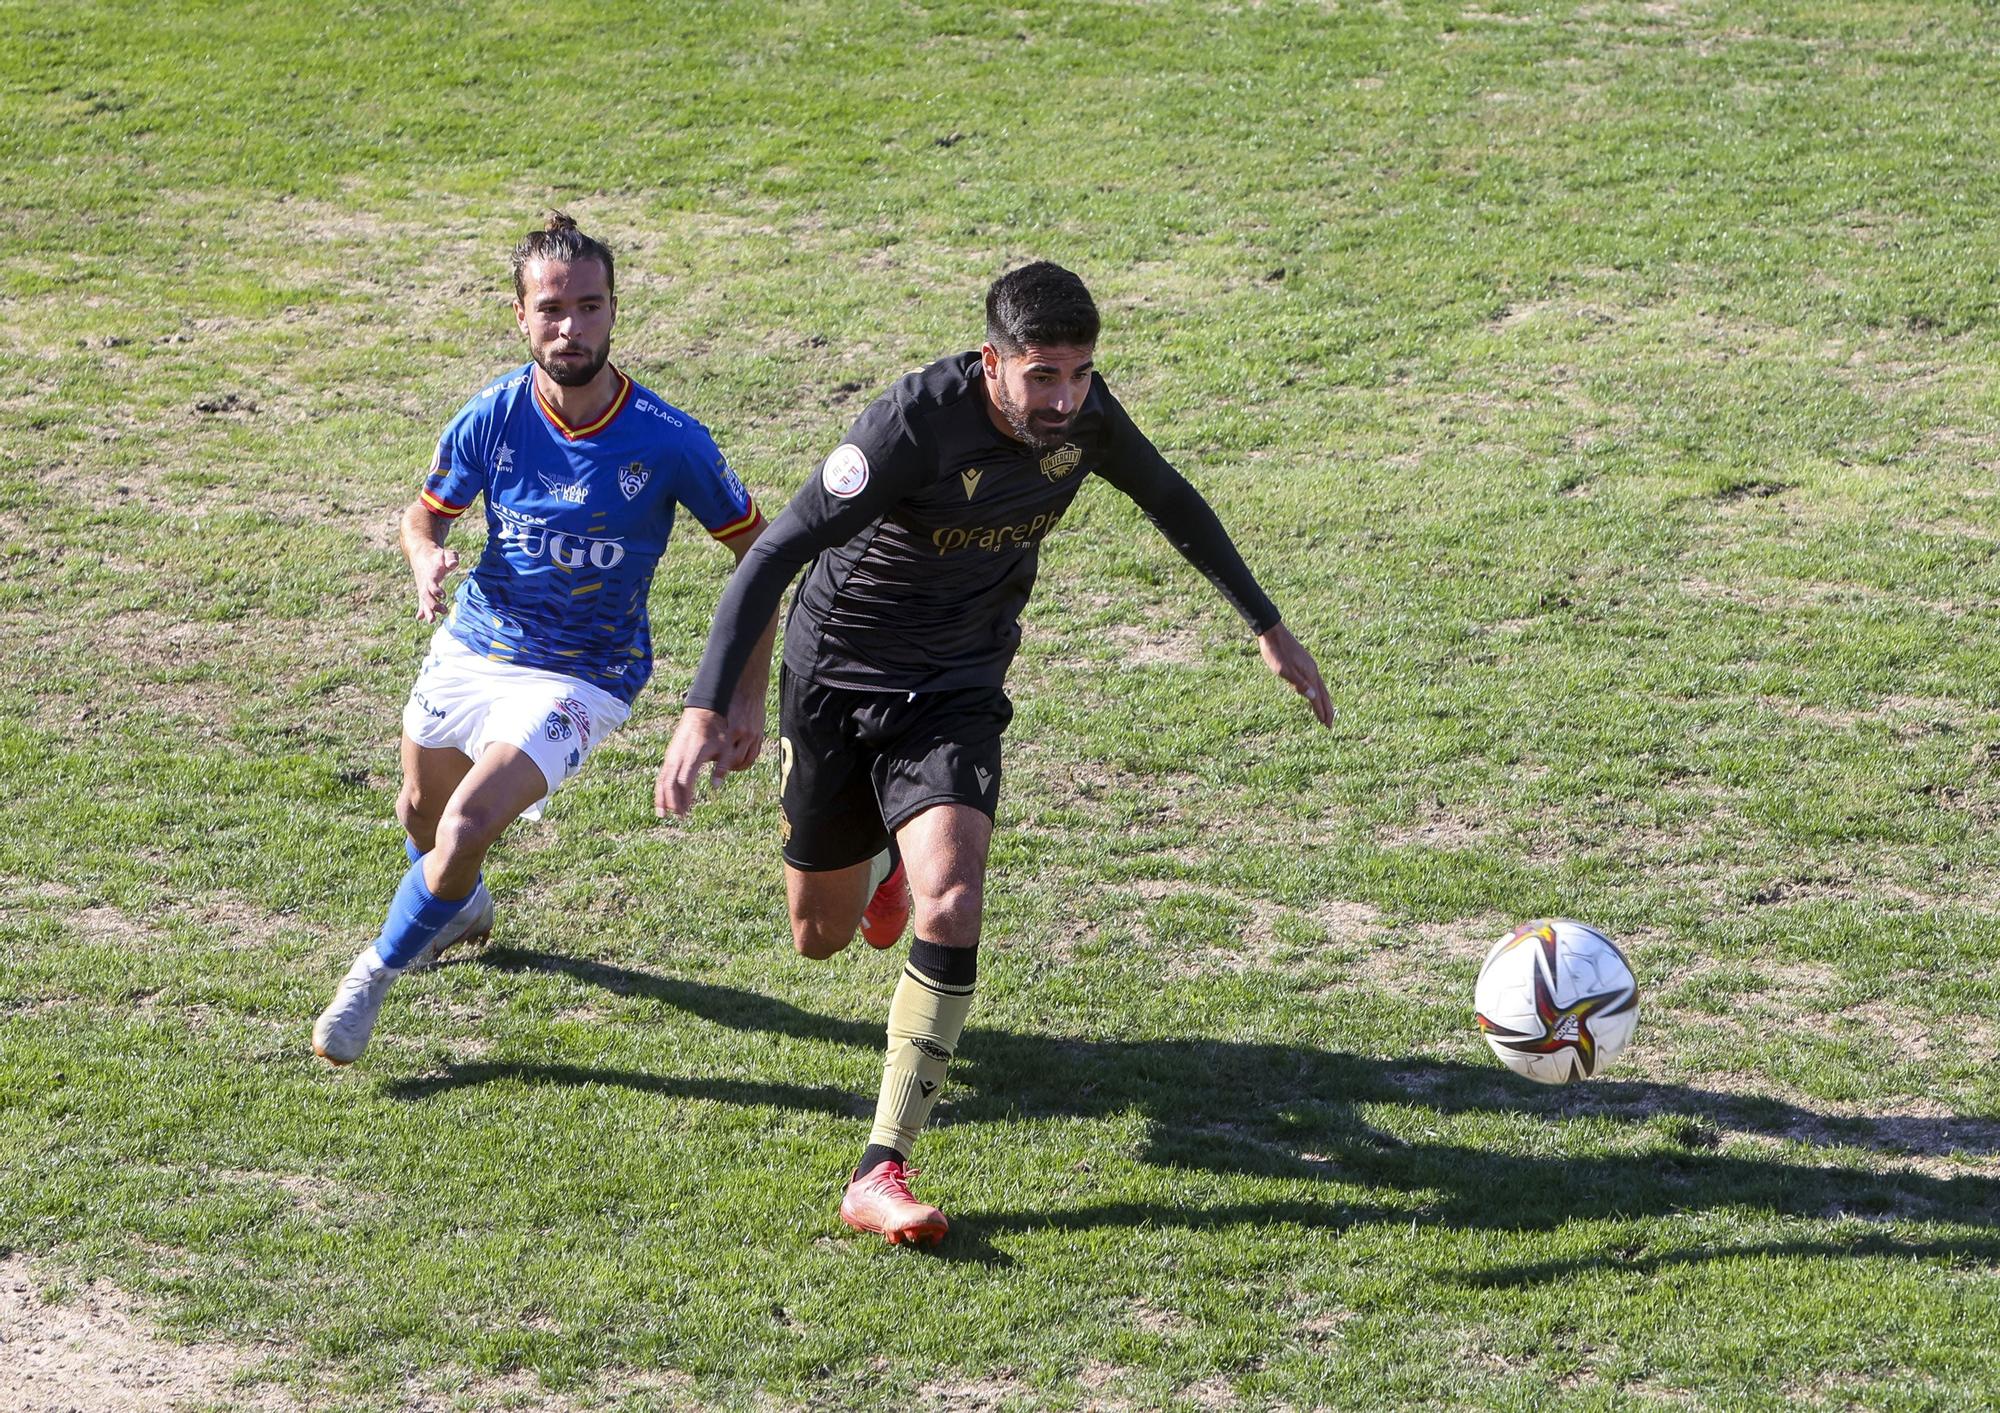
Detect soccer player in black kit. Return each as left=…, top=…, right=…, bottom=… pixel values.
left=657, top=262, right=1331, bottom=1245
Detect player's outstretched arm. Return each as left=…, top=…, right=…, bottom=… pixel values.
left=655, top=707, right=732, bottom=817
left=400, top=501, right=460, bottom=624
left=1257, top=622, right=1334, bottom=728
left=720, top=523, right=780, bottom=773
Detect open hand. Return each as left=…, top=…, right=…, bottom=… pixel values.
left=656, top=706, right=733, bottom=817
left=412, top=543, right=460, bottom=623
left=1258, top=623, right=1334, bottom=728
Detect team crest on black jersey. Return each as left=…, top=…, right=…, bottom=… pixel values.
left=618, top=461, right=650, bottom=501
left=1039, top=444, right=1082, bottom=481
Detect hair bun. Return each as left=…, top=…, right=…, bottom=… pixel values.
left=509, top=212, right=615, bottom=300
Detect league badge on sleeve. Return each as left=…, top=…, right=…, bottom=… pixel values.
left=822, top=443, right=870, bottom=499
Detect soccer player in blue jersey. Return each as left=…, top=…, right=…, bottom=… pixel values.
left=313, top=212, right=774, bottom=1065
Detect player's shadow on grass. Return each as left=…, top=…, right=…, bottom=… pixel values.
left=1455, top=1232, right=2000, bottom=1289
left=392, top=947, right=2000, bottom=1254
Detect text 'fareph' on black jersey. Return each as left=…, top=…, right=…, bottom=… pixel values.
left=685, top=352, right=1280, bottom=710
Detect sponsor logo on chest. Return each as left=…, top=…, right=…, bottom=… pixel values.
left=930, top=507, right=1067, bottom=555
left=493, top=505, right=627, bottom=569
left=537, top=471, right=590, bottom=505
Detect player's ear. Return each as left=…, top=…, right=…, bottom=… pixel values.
left=979, top=342, right=1000, bottom=380
left=514, top=299, right=530, bottom=336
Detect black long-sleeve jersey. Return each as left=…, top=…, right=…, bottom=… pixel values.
left=684, top=351, right=1282, bottom=711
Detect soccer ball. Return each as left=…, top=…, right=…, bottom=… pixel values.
left=1474, top=918, right=1638, bottom=1084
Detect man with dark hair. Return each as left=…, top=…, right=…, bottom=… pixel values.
left=313, top=213, right=775, bottom=1065
left=658, top=261, right=1330, bottom=1245
left=509, top=215, right=616, bottom=305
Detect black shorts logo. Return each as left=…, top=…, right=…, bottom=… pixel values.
left=778, top=737, right=795, bottom=843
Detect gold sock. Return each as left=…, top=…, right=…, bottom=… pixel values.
left=866, top=959, right=975, bottom=1156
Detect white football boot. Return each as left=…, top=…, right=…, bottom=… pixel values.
left=407, top=882, right=495, bottom=972
left=312, top=950, right=403, bottom=1066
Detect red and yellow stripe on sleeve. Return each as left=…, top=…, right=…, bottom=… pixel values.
left=420, top=477, right=472, bottom=519
left=708, top=503, right=764, bottom=543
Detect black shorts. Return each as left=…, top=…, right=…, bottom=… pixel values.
left=777, top=667, right=1012, bottom=871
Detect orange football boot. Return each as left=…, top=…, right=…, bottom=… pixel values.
left=859, top=862, right=911, bottom=949
left=840, top=1159, right=948, bottom=1246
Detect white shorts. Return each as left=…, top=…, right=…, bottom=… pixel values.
left=401, top=628, right=633, bottom=819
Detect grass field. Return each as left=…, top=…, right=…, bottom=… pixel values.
left=6, top=0, right=2000, bottom=1407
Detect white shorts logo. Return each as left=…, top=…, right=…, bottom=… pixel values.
left=401, top=629, right=632, bottom=820
left=821, top=443, right=870, bottom=499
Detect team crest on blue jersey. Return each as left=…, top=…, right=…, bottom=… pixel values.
left=618, top=461, right=650, bottom=501
left=537, top=471, right=589, bottom=505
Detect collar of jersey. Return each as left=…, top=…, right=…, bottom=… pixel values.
left=535, top=366, right=632, bottom=441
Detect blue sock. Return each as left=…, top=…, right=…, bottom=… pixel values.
left=372, top=859, right=473, bottom=969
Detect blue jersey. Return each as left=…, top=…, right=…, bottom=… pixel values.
left=420, top=363, right=761, bottom=704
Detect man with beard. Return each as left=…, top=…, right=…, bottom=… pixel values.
left=655, top=261, right=1332, bottom=1244
left=314, top=212, right=773, bottom=1065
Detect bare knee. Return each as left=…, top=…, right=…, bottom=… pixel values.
left=432, top=800, right=511, bottom=872
left=784, top=862, right=873, bottom=961
left=913, top=880, right=983, bottom=948
left=396, top=785, right=444, bottom=850
left=790, top=913, right=852, bottom=961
